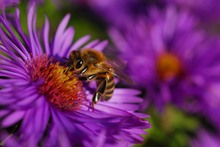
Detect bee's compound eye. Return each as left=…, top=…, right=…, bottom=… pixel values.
left=75, top=59, right=83, bottom=69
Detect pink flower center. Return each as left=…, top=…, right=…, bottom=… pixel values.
left=156, top=52, right=182, bottom=81
left=26, top=55, right=85, bottom=110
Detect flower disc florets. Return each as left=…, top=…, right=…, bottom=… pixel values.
left=156, top=52, right=182, bottom=81
left=26, top=55, right=85, bottom=110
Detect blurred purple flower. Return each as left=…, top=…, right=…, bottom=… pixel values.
left=0, top=5, right=150, bottom=146
left=110, top=6, right=220, bottom=112
left=202, top=84, right=220, bottom=132
left=74, top=0, right=146, bottom=26
left=29, top=0, right=44, bottom=5
left=0, top=0, right=19, bottom=10
left=166, top=0, right=220, bottom=25
left=191, top=130, right=220, bottom=147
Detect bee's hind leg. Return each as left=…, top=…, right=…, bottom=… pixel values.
left=88, top=93, right=101, bottom=112
left=92, top=92, right=102, bottom=105
left=92, top=79, right=107, bottom=106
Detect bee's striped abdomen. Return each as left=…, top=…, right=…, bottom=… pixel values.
left=95, top=72, right=115, bottom=101
left=103, top=73, right=115, bottom=100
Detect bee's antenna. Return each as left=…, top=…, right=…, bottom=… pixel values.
left=63, top=68, right=70, bottom=74
left=60, top=57, right=69, bottom=66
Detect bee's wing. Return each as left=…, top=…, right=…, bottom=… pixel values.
left=109, top=60, right=134, bottom=85
left=94, top=61, right=134, bottom=85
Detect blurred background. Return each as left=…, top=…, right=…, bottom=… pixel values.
left=16, top=0, right=220, bottom=146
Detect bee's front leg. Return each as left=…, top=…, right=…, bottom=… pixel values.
left=79, top=74, right=97, bottom=81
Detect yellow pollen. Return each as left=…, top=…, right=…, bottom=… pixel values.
left=156, top=52, right=182, bottom=81
left=26, top=55, right=85, bottom=110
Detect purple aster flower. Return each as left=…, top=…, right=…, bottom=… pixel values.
left=0, top=5, right=150, bottom=146
left=191, top=130, right=220, bottom=147
left=109, top=6, right=220, bottom=112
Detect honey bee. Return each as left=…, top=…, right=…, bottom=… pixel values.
left=67, top=48, right=132, bottom=107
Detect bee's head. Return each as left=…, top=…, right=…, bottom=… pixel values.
left=67, top=50, right=85, bottom=72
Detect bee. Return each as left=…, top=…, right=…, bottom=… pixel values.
left=66, top=48, right=132, bottom=107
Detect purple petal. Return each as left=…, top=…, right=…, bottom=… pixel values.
left=58, top=27, right=75, bottom=57
left=52, top=14, right=71, bottom=55
left=0, top=70, right=28, bottom=79
left=108, top=95, right=142, bottom=103
left=67, top=35, right=91, bottom=55
left=0, top=110, right=10, bottom=118
left=0, top=64, right=27, bottom=76
left=12, top=9, right=31, bottom=57
left=2, top=111, right=25, bottom=127
left=34, top=98, right=50, bottom=134
left=19, top=99, right=50, bottom=142
left=93, top=40, right=108, bottom=51
left=27, top=5, right=37, bottom=56
left=43, top=16, right=51, bottom=54
left=94, top=104, right=131, bottom=116
left=109, top=28, right=130, bottom=53
left=82, top=39, right=99, bottom=49
left=100, top=102, right=140, bottom=111
left=113, top=88, right=141, bottom=95
left=132, top=112, right=150, bottom=118
left=32, top=13, right=43, bottom=55
left=15, top=94, right=39, bottom=107
left=28, top=4, right=42, bottom=57
left=0, top=14, right=30, bottom=60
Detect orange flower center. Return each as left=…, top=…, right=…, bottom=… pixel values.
left=26, top=55, right=85, bottom=110
left=156, top=52, right=182, bottom=81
